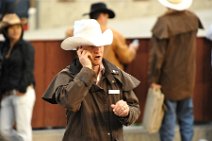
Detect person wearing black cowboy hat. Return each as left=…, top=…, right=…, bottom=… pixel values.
left=82, top=2, right=115, bottom=19
left=66, top=2, right=139, bottom=70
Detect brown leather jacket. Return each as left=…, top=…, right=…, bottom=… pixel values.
left=148, top=10, right=203, bottom=100
left=43, top=59, right=140, bottom=141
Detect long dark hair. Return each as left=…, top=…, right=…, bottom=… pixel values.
left=1, top=24, right=24, bottom=42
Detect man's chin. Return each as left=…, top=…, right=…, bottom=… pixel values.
left=93, top=63, right=101, bottom=67
left=92, top=59, right=102, bottom=65
left=93, top=61, right=103, bottom=67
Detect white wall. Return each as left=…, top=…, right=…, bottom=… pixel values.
left=34, top=0, right=212, bottom=29
left=24, top=0, right=212, bottom=39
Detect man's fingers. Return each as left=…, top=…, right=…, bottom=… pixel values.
left=111, top=100, right=129, bottom=117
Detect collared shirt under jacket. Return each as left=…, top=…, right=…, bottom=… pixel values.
left=42, top=59, right=141, bottom=141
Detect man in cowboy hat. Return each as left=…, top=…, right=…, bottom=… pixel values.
left=43, top=19, right=140, bottom=141
left=148, top=0, right=203, bottom=141
left=66, top=2, right=139, bottom=70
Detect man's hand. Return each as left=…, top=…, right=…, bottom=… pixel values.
left=111, top=100, right=129, bottom=117
left=77, top=47, right=92, bottom=69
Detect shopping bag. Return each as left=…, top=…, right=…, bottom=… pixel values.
left=142, top=87, right=165, bottom=133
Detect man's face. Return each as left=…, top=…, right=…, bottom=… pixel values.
left=82, top=45, right=104, bottom=66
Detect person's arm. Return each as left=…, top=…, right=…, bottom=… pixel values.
left=55, top=47, right=96, bottom=111
left=54, top=67, right=96, bottom=112
left=111, top=71, right=140, bottom=125
left=113, top=30, right=138, bottom=64
left=17, top=42, right=34, bottom=93
left=111, top=90, right=140, bottom=126
left=148, top=35, right=168, bottom=85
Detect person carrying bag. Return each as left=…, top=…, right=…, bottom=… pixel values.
left=142, top=87, right=165, bottom=133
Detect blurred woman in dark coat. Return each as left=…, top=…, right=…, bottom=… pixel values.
left=0, top=13, right=35, bottom=141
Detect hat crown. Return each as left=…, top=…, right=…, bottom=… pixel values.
left=73, top=19, right=101, bottom=38
left=90, top=2, right=107, bottom=12
left=2, top=13, right=21, bottom=25
left=61, top=19, right=113, bottom=50
left=158, top=0, right=192, bottom=11
left=84, top=2, right=115, bottom=19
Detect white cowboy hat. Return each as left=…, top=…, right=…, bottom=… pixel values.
left=61, top=19, right=113, bottom=50
left=158, top=0, right=193, bottom=11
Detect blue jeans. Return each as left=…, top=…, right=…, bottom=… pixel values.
left=159, top=98, right=194, bottom=141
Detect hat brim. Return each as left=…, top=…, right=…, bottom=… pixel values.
left=61, top=29, right=113, bottom=50
left=0, top=22, right=8, bottom=31
left=0, top=21, right=24, bottom=32
left=158, top=0, right=192, bottom=11
left=83, top=8, right=115, bottom=19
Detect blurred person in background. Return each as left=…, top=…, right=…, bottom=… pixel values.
left=148, top=0, right=203, bottom=141
left=66, top=2, right=139, bottom=70
left=0, top=13, right=35, bottom=141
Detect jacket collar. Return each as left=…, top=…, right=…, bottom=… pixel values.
left=152, top=10, right=203, bottom=39
left=69, top=58, right=140, bottom=90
